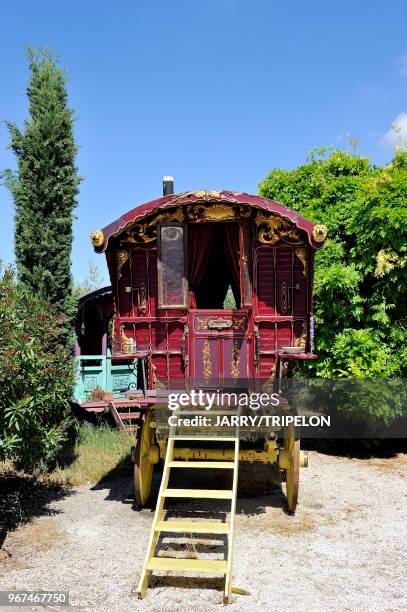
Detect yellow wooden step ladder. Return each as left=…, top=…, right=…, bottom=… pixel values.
left=137, top=411, right=240, bottom=603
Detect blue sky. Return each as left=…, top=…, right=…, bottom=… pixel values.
left=1, top=0, right=406, bottom=284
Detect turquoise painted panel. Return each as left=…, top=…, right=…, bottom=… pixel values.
left=73, top=354, right=137, bottom=403
left=112, top=375, right=131, bottom=391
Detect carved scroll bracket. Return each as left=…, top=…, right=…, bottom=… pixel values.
left=120, top=207, right=185, bottom=244
left=294, top=247, right=307, bottom=277
left=117, top=250, right=129, bottom=279
left=255, top=212, right=303, bottom=245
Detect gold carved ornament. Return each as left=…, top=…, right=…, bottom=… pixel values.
left=196, top=316, right=209, bottom=330
left=118, top=201, right=252, bottom=245
left=294, top=321, right=307, bottom=348
left=294, top=247, right=307, bottom=277
left=90, top=230, right=104, bottom=248
left=255, top=213, right=303, bottom=245
left=187, top=203, right=251, bottom=222
left=151, top=363, right=165, bottom=390
left=195, top=315, right=246, bottom=331
left=232, top=316, right=246, bottom=330
left=202, top=339, right=212, bottom=383
left=231, top=339, right=241, bottom=379
left=120, top=324, right=133, bottom=354
left=312, top=224, right=328, bottom=243
left=120, top=208, right=184, bottom=244
left=191, top=189, right=223, bottom=200
left=116, top=250, right=129, bottom=279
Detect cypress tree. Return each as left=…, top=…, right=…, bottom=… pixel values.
left=5, top=48, right=81, bottom=350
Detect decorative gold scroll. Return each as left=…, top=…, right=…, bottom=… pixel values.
left=187, top=203, right=251, bottom=222
left=202, top=339, right=212, bottom=383
left=120, top=207, right=184, bottom=244
left=255, top=212, right=303, bottom=245
left=294, top=247, right=307, bottom=277
left=116, top=250, right=129, bottom=279
left=119, top=202, right=251, bottom=244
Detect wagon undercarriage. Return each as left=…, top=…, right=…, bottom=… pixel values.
left=132, top=404, right=308, bottom=515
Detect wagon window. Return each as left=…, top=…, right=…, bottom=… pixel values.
left=158, top=223, right=188, bottom=309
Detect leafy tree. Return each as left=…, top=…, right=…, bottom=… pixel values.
left=4, top=48, right=81, bottom=350
left=259, top=149, right=407, bottom=381
left=0, top=268, right=76, bottom=470
left=73, top=261, right=107, bottom=299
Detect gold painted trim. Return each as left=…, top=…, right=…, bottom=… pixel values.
left=202, top=339, right=212, bottom=383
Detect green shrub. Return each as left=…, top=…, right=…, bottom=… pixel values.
left=0, top=268, right=76, bottom=470
left=259, top=149, right=407, bottom=379
left=259, top=149, right=407, bottom=426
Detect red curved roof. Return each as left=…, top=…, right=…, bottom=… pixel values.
left=95, top=190, right=325, bottom=252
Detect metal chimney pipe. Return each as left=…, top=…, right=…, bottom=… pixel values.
left=162, top=176, right=174, bottom=196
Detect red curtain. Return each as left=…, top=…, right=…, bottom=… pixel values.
left=187, top=224, right=214, bottom=307
left=224, top=224, right=240, bottom=288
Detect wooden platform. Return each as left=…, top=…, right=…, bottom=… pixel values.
left=79, top=400, right=108, bottom=413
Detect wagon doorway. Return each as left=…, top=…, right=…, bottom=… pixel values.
left=188, top=223, right=240, bottom=310
left=187, top=222, right=251, bottom=386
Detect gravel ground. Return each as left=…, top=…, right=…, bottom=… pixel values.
left=1, top=451, right=406, bottom=612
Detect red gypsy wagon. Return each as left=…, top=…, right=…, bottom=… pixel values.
left=90, top=180, right=327, bottom=599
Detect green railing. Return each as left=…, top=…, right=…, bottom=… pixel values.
left=74, top=352, right=137, bottom=403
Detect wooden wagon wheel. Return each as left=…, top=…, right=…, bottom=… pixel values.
left=134, top=410, right=159, bottom=506
left=282, top=425, right=300, bottom=514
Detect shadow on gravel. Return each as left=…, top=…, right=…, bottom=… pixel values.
left=91, top=456, right=286, bottom=514
left=90, top=454, right=137, bottom=506
left=0, top=471, right=73, bottom=550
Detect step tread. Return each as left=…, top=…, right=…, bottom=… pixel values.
left=154, top=520, right=230, bottom=534
left=161, top=488, right=233, bottom=499
left=145, top=557, right=227, bottom=573
left=168, top=461, right=235, bottom=469
left=118, top=412, right=139, bottom=419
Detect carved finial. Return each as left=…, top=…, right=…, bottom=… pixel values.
left=312, top=224, right=328, bottom=243
left=90, top=230, right=104, bottom=248
left=193, top=189, right=222, bottom=200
